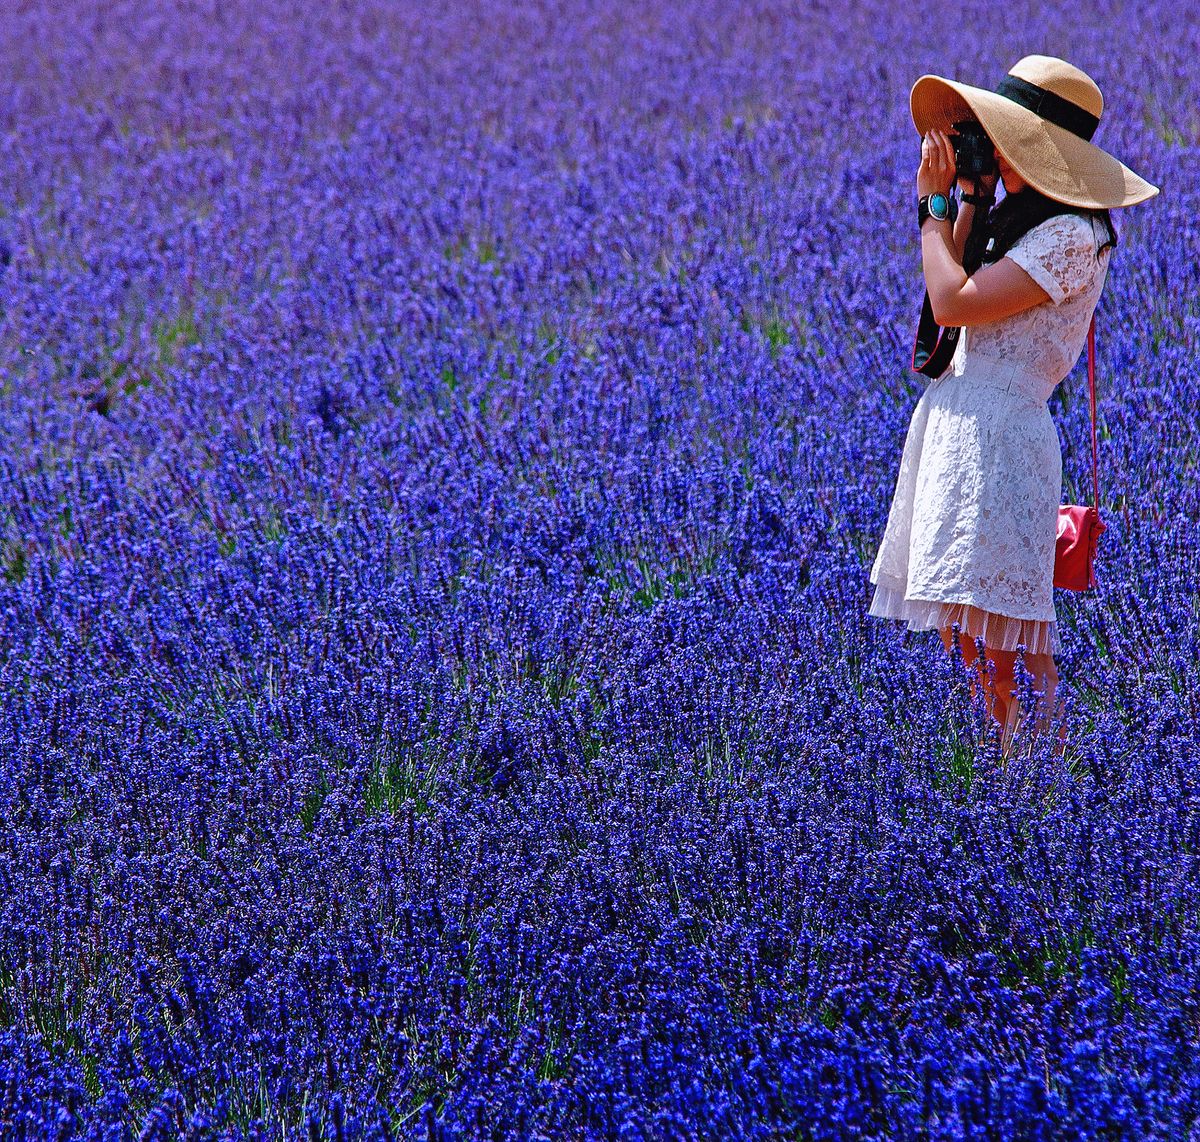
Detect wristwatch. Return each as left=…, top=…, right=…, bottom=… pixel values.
left=918, top=192, right=958, bottom=227
left=961, top=188, right=993, bottom=208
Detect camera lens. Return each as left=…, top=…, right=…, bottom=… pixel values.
left=951, top=120, right=997, bottom=180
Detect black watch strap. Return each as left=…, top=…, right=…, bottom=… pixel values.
left=961, top=189, right=993, bottom=207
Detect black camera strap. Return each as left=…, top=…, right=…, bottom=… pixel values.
left=912, top=192, right=995, bottom=378
left=912, top=291, right=960, bottom=378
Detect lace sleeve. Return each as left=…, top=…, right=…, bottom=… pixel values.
left=1004, top=213, right=1103, bottom=306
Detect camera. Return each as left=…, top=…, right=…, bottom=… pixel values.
left=951, top=119, right=998, bottom=181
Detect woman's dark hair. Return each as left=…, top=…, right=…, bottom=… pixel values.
left=964, top=185, right=1118, bottom=276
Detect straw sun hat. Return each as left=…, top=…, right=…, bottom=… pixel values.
left=910, top=54, right=1159, bottom=209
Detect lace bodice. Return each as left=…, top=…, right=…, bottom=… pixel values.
left=951, top=211, right=1112, bottom=398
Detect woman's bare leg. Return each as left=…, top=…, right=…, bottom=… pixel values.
left=938, top=628, right=1067, bottom=758
left=1019, top=650, right=1067, bottom=756
left=988, top=648, right=1020, bottom=754
left=938, top=626, right=1017, bottom=749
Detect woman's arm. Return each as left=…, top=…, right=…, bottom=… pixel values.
left=917, top=130, right=1050, bottom=326
left=950, top=201, right=972, bottom=264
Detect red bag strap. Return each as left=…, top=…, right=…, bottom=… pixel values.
left=1087, top=313, right=1100, bottom=509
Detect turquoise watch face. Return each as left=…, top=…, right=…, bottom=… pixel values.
left=929, top=192, right=949, bottom=220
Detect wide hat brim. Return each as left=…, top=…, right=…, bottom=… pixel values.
left=910, top=74, right=1159, bottom=209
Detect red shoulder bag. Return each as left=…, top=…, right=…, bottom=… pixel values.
left=1054, top=314, right=1106, bottom=591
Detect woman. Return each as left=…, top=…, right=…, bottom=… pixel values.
left=867, top=55, right=1159, bottom=756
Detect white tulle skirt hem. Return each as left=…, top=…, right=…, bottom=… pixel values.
left=868, top=578, right=1062, bottom=658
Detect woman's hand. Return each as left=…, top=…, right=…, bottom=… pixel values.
left=916, top=129, right=956, bottom=199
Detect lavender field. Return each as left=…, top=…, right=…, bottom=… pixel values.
left=1, top=1, right=1198, bottom=1138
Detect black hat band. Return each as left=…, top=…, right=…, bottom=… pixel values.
left=994, top=75, right=1100, bottom=141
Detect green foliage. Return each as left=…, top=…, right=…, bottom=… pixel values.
left=363, top=744, right=439, bottom=817
left=997, top=919, right=1096, bottom=991
left=299, top=781, right=328, bottom=832
left=591, top=542, right=722, bottom=611
left=1, top=533, right=29, bottom=584
left=153, top=305, right=202, bottom=368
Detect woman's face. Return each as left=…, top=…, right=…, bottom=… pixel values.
left=995, top=147, right=1027, bottom=193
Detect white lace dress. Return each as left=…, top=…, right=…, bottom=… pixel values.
left=868, top=212, right=1113, bottom=657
